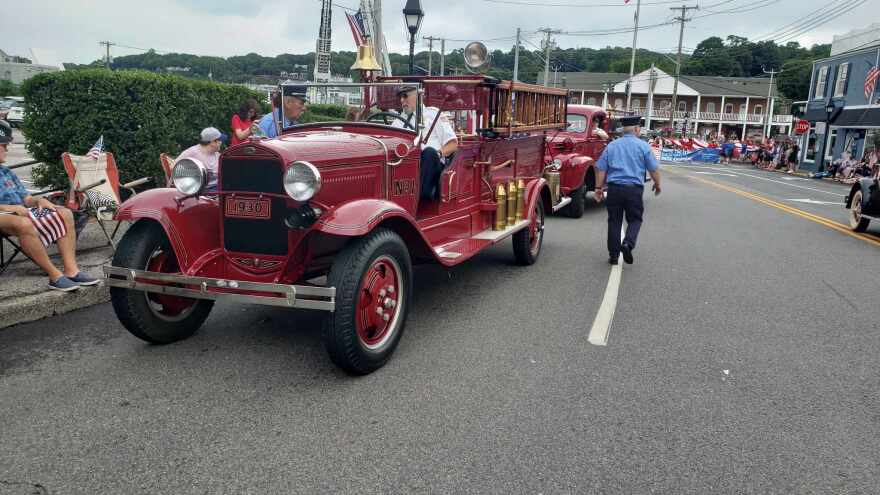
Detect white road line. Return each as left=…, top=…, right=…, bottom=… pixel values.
left=588, top=226, right=625, bottom=347
left=787, top=198, right=841, bottom=205
left=670, top=164, right=842, bottom=197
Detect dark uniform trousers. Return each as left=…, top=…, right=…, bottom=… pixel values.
left=606, top=183, right=644, bottom=257
left=419, top=147, right=445, bottom=200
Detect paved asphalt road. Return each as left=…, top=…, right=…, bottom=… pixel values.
left=1, top=163, right=878, bottom=494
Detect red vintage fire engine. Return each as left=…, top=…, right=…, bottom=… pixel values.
left=103, top=46, right=592, bottom=374
left=542, top=104, right=611, bottom=218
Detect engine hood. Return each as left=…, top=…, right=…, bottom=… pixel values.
left=250, top=131, right=389, bottom=166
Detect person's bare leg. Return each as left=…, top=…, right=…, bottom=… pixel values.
left=1, top=216, right=64, bottom=281
left=54, top=208, right=81, bottom=277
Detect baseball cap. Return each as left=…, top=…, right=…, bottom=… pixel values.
left=199, top=127, right=222, bottom=144
left=0, top=120, right=12, bottom=145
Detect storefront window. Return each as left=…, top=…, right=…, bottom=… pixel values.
left=824, top=128, right=837, bottom=162
left=864, top=129, right=879, bottom=158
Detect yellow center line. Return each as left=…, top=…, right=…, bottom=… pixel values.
left=667, top=168, right=880, bottom=248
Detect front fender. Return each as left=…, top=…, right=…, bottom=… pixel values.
left=115, top=189, right=221, bottom=270
left=314, top=199, right=419, bottom=237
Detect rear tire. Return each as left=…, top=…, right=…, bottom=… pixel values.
left=110, top=221, right=214, bottom=344
left=323, top=228, right=412, bottom=375
left=850, top=190, right=870, bottom=232
left=563, top=184, right=586, bottom=218
left=513, top=198, right=545, bottom=265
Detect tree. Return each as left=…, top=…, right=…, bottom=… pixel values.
left=0, top=80, right=20, bottom=97
left=777, top=59, right=814, bottom=101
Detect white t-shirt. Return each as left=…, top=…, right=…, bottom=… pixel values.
left=392, top=106, right=457, bottom=153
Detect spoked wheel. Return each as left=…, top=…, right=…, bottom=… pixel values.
left=850, top=190, right=870, bottom=232
left=143, top=247, right=199, bottom=322
left=513, top=198, right=545, bottom=265
left=110, top=221, right=214, bottom=344
left=324, top=228, right=412, bottom=375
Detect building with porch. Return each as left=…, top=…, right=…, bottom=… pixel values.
left=538, top=68, right=793, bottom=139
left=801, top=25, right=880, bottom=173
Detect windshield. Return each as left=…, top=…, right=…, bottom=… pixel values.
left=566, top=114, right=588, bottom=133
left=274, top=82, right=424, bottom=133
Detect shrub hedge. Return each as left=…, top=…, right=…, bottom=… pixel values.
left=22, top=69, right=267, bottom=189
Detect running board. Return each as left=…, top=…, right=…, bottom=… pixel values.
left=552, top=196, right=572, bottom=212
left=432, top=219, right=531, bottom=262
left=471, top=219, right=531, bottom=242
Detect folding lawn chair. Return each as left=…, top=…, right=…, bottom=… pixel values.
left=0, top=211, right=26, bottom=276
left=160, top=153, right=176, bottom=187
left=61, top=151, right=152, bottom=248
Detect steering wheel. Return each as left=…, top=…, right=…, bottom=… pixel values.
left=366, top=112, right=416, bottom=130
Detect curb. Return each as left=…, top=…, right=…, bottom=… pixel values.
left=0, top=284, right=110, bottom=329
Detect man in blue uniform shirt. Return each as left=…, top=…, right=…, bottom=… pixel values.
left=594, top=116, right=661, bottom=265
left=257, top=86, right=308, bottom=138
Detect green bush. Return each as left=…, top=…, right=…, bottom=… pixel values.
left=22, top=69, right=266, bottom=189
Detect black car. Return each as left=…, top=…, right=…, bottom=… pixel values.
left=845, top=178, right=880, bottom=232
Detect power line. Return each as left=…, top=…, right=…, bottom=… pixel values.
left=753, top=0, right=866, bottom=43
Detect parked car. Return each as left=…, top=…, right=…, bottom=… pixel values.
left=0, top=98, right=15, bottom=120
left=103, top=62, right=593, bottom=374
left=5, top=97, right=25, bottom=127
left=541, top=104, right=611, bottom=217
left=845, top=177, right=880, bottom=232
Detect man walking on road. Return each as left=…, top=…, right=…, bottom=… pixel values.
left=593, top=116, right=661, bottom=265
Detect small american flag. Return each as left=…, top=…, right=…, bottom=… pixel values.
left=28, top=208, right=67, bottom=247
left=346, top=10, right=367, bottom=47
left=865, top=66, right=880, bottom=103
left=86, top=135, right=104, bottom=160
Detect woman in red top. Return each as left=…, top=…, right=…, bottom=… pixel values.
left=230, top=98, right=259, bottom=145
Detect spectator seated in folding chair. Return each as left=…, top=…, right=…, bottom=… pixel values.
left=62, top=148, right=151, bottom=248
left=0, top=120, right=99, bottom=290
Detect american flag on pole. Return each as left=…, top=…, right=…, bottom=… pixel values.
left=28, top=208, right=67, bottom=247
left=865, top=66, right=880, bottom=103
left=86, top=135, right=104, bottom=160
left=346, top=10, right=367, bottom=47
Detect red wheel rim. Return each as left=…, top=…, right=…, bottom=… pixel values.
left=144, top=248, right=197, bottom=320
left=355, top=255, right=403, bottom=350
left=528, top=203, right=545, bottom=256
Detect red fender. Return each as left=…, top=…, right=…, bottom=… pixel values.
left=522, top=177, right=552, bottom=218
left=115, top=188, right=221, bottom=271
left=313, top=199, right=419, bottom=236
left=561, top=155, right=595, bottom=195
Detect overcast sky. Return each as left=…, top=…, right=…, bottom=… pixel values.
left=3, top=0, right=874, bottom=66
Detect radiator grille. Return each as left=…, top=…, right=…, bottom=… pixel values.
left=221, top=158, right=284, bottom=194
left=220, top=158, right=288, bottom=256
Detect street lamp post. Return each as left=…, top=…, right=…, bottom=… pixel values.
left=403, top=0, right=425, bottom=75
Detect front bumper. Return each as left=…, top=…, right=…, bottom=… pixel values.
left=103, top=266, right=336, bottom=311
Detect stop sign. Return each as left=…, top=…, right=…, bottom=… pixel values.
left=795, top=119, right=810, bottom=134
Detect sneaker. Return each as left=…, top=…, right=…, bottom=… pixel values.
left=68, top=272, right=100, bottom=286
left=621, top=243, right=634, bottom=264
left=49, top=276, right=80, bottom=292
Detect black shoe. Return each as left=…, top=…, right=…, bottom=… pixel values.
left=621, top=243, right=634, bottom=264
left=608, top=256, right=619, bottom=265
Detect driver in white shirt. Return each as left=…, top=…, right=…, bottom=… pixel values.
left=392, top=86, right=458, bottom=200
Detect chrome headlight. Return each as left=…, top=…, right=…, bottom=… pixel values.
left=284, top=161, right=321, bottom=201
left=172, top=158, right=207, bottom=196
left=551, top=158, right=563, bottom=170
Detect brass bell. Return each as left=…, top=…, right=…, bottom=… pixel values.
left=351, top=45, right=382, bottom=72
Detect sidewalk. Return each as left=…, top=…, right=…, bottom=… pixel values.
left=0, top=221, right=127, bottom=329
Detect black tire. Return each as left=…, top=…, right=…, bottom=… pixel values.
left=323, top=228, right=412, bottom=375
left=110, top=221, right=214, bottom=344
left=564, top=184, right=586, bottom=218
left=849, top=190, right=870, bottom=232
left=513, top=198, right=545, bottom=265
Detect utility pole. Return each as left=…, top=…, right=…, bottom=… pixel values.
left=762, top=66, right=782, bottom=138
left=667, top=5, right=698, bottom=131
left=626, top=0, right=642, bottom=111
left=513, top=28, right=521, bottom=82
left=440, top=38, right=446, bottom=76
left=423, top=36, right=437, bottom=75
left=99, top=41, right=115, bottom=69
left=538, top=28, right=562, bottom=87
left=601, top=82, right=614, bottom=109
left=645, top=63, right=657, bottom=130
